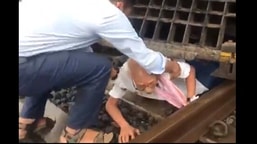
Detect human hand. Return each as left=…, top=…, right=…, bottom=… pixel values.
left=119, top=125, right=140, bottom=143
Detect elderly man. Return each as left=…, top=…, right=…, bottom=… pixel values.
left=19, top=0, right=182, bottom=142
left=106, top=58, right=196, bottom=143
left=105, top=57, right=224, bottom=143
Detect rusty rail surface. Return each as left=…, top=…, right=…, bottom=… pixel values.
left=129, top=80, right=236, bottom=143
left=99, top=40, right=235, bottom=62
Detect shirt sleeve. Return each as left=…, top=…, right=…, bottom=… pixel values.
left=177, top=61, right=191, bottom=79
left=96, top=10, right=166, bottom=74
left=109, top=84, right=127, bottom=99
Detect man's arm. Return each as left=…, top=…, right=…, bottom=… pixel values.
left=96, top=10, right=167, bottom=75
left=105, top=84, right=129, bottom=127
left=174, top=61, right=196, bottom=98
left=185, top=66, right=196, bottom=98
left=105, top=96, right=130, bottom=127
left=106, top=84, right=140, bottom=143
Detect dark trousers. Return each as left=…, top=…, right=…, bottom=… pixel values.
left=19, top=50, right=112, bottom=129
left=186, top=60, right=224, bottom=89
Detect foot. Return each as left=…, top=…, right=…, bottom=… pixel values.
left=19, top=117, right=55, bottom=140
left=19, top=118, right=35, bottom=140
left=59, top=127, right=114, bottom=143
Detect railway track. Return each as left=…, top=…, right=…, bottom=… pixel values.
left=19, top=0, right=236, bottom=143
left=130, top=80, right=236, bottom=143
left=19, top=81, right=235, bottom=143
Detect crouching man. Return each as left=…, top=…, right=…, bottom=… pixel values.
left=105, top=58, right=199, bottom=143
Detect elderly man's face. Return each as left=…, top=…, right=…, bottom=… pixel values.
left=127, top=59, right=158, bottom=94
left=132, top=75, right=157, bottom=94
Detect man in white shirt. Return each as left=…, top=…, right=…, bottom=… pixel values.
left=19, top=0, right=184, bottom=143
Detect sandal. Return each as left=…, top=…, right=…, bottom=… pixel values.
left=34, top=117, right=56, bottom=135
left=61, top=128, right=114, bottom=143
left=19, top=117, right=56, bottom=142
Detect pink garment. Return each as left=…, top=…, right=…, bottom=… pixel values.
left=155, top=74, right=187, bottom=108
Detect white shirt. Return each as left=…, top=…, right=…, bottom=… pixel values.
left=109, top=60, right=208, bottom=100
left=19, top=0, right=166, bottom=74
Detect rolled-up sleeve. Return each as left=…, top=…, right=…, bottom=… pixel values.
left=96, top=11, right=166, bottom=74
left=177, top=61, right=191, bottom=79
left=109, top=84, right=127, bottom=99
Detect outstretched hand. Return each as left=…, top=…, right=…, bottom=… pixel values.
left=119, top=125, right=140, bottom=143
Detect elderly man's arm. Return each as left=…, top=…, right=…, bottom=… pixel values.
left=175, top=61, right=196, bottom=100
left=185, top=66, right=196, bottom=98
left=106, top=85, right=140, bottom=143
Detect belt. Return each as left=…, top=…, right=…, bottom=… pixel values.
left=19, top=57, right=27, bottom=64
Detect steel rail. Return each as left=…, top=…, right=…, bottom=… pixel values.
left=129, top=80, right=236, bottom=143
